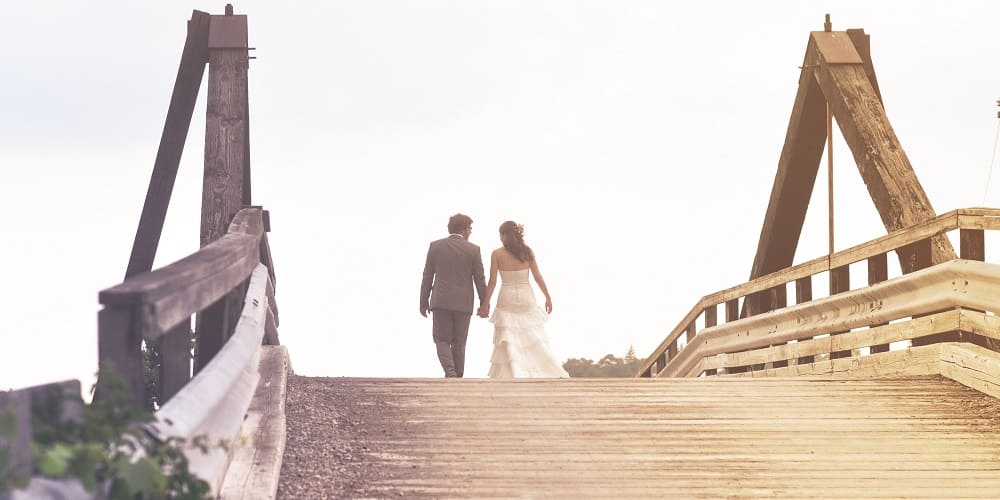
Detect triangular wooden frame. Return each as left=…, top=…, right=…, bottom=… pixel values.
left=749, top=28, right=955, bottom=283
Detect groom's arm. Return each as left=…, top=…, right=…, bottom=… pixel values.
left=472, top=246, right=487, bottom=313
left=420, top=244, right=435, bottom=317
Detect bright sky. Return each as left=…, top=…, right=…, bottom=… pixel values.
left=4, top=1, right=1000, bottom=391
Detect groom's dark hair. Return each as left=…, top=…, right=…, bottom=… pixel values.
left=448, top=213, right=473, bottom=234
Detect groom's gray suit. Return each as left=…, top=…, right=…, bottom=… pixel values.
left=420, top=234, right=487, bottom=377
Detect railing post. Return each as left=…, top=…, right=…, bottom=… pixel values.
left=795, top=276, right=814, bottom=365
left=899, top=238, right=933, bottom=274
left=868, top=253, right=890, bottom=354
left=704, top=304, right=717, bottom=328
left=960, top=228, right=985, bottom=261
left=829, top=265, right=851, bottom=359
left=97, top=307, right=144, bottom=405
left=159, top=321, right=193, bottom=404
left=725, top=299, right=739, bottom=323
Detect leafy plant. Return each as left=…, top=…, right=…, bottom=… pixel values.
left=23, top=363, right=211, bottom=499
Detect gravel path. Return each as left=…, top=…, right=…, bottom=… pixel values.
left=276, top=376, right=411, bottom=498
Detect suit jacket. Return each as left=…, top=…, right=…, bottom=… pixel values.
left=420, top=234, right=487, bottom=314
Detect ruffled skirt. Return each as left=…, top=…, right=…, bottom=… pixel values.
left=488, top=304, right=570, bottom=379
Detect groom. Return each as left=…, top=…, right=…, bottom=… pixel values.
left=420, top=213, right=488, bottom=378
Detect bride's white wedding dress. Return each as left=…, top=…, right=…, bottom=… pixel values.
left=488, top=268, right=570, bottom=378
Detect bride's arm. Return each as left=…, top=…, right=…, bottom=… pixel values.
left=480, top=250, right=499, bottom=317
left=529, top=258, right=553, bottom=313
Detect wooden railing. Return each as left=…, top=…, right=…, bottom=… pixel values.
left=98, top=206, right=279, bottom=405
left=637, top=207, right=1000, bottom=378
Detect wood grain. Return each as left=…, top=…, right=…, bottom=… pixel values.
left=280, top=376, right=1000, bottom=498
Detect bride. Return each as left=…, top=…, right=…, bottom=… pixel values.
left=478, top=221, right=569, bottom=378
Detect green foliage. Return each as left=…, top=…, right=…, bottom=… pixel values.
left=19, top=364, right=212, bottom=499
left=563, top=347, right=642, bottom=377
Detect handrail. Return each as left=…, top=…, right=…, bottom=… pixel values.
left=97, top=206, right=279, bottom=405
left=100, top=208, right=264, bottom=340
left=636, top=207, right=1000, bottom=378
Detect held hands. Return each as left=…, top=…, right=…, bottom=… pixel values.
left=477, top=304, right=490, bottom=318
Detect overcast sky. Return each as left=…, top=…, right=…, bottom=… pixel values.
left=4, top=1, right=1000, bottom=391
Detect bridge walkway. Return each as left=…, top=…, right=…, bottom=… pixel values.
left=276, top=376, right=1000, bottom=498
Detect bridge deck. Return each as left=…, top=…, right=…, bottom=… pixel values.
left=277, top=376, right=1000, bottom=498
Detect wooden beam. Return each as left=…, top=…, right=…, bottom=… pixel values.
left=829, top=265, right=851, bottom=359
left=125, top=11, right=211, bottom=280
left=811, top=33, right=956, bottom=270
left=748, top=40, right=829, bottom=281
left=198, top=12, right=250, bottom=370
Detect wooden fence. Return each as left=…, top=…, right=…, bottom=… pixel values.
left=98, top=207, right=278, bottom=405
left=637, top=207, right=1000, bottom=379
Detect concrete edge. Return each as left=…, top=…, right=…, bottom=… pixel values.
left=219, top=345, right=290, bottom=499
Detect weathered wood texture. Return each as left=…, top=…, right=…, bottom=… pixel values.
left=658, top=260, right=1000, bottom=378
left=636, top=209, right=1000, bottom=378
left=125, top=11, right=210, bottom=280
left=279, top=377, right=1000, bottom=498
left=147, top=264, right=271, bottom=496
left=219, top=345, right=289, bottom=499
left=748, top=44, right=827, bottom=281
left=201, top=50, right=249, bottom=247
left=200, top=20, right=250, bottom=372
left=100, top=208, right=263, bottom=340
left=811, top=32, right=955, bottom=269
left=99, top=208, right=266, bottom=402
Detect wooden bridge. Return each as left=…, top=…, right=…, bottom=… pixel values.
left=4, top=8, right=1000, bottom=499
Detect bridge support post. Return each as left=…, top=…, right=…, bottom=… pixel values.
left=196, top=8, right=253, bottom=372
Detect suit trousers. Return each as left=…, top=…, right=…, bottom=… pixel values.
left=432, top=309, right=472, bottom=377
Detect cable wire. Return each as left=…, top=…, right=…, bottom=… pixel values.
left=981, top=118, right=1000, bottom=205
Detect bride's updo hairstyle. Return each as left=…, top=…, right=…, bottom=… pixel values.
left=499, top=220, right=534, bottom=262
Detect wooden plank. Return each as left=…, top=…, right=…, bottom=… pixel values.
left=159, top=320, right=192, bottom=404
left=279, top=375, right=1000, bottom=498
left=636, top=303, right=704, bottom=377
left=938, top=343, right=1000, bottom=399
left=704, top=211, right=958, bottom=309
left=700, top=310, right=961, bottom=371
left=660, top=260, right=1000, bottom=377
left=101, top=208, right=263, bottom=341
left=685, top=322, right=696, bottom=343
left=960, top=228, right=985, bottom=261
left=149, top=264, right=270, bottom=496
left=125, top=11, right=211, bottom=280
left=868, top=253, right=890, bottom=354
left=219, top=346, right=289, bottom=499
left=97, top=307, right=144, bottom=405
left=958, top=212, right=1000, bottom=230
left=812, top=44, right=955, bottom=268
